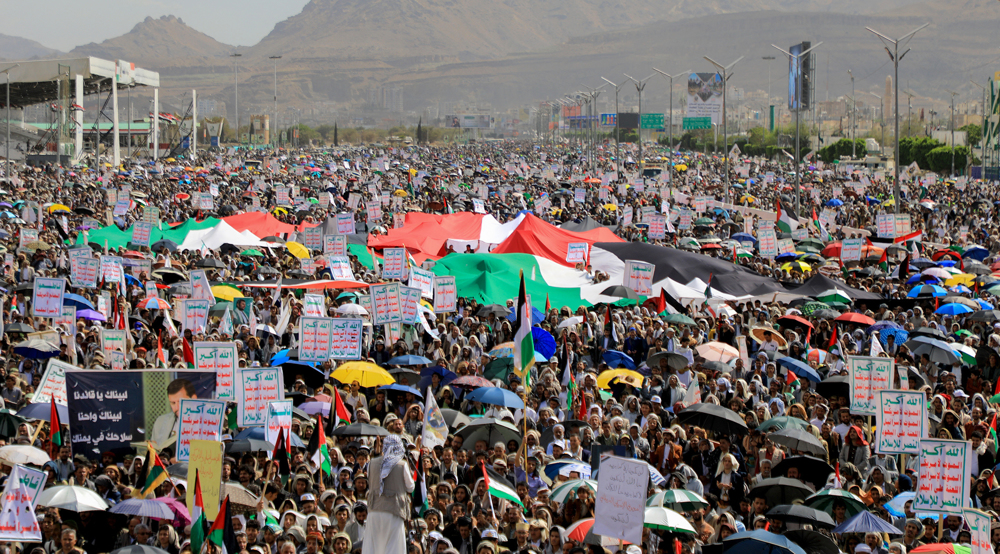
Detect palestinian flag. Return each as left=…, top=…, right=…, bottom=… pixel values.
left=50, top=399, right=62, bottom=447
left=812, top=208, right=829, bottom=241
left=273, top=428, right=291, bottom=481
left=182, top=339, right=195, bottom=368
left=333, top=389, right=352, bottom=427
left=827, top=324, right=838, bottom=352
left=157, top=331, right=167, bottom=368
left=481, top=460, right=523, bottom=507
left=702, top=274, right=716, bottom=318
left=412, top=459, right=429, bottom=517
left=893, top=230, right=922, bottom=244
left=190, top=470, right=210, bottom=554
left=545, top=294, right=551, bottom=313
left=207, top=496, right=239, bottom=554
left=576, top=389, right=588, bottom=421
left=307, top=415, right=332, bottom=477
left=787, top=369, right=801, bottom=390
left=776, top=199, right=799, bottom=233
left=138, top=444, right=169, bottom=498
left=512, top=271, right=535, bottom=387
left=877, top=249, right=888, bottom=272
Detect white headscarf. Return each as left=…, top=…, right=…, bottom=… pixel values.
left=379, top=434, right=405, bottom=494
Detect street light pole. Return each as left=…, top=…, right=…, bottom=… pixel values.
left=970, top=80, right=987, bottom=175
left=601, top=77, right=626, bottom=174
left=848, top=69, right=855, bottom=159
left=1, top=64, right=18, bottom=183
left=703, top=56, right=744, bottom=205
left=871, top=93, right=884, bottom=156
left=231, top=53, right=242, bottom=144
left=772, top=42, right=822, bottom=214
left=947, top=89, right=958, bottom=177
left=580, top=84, right=606, bottom=175
left=652, top=69, right=691, bottom=156
left=270, top=55, right=281, bottom=148
left=624, top=73, right=655, bottom=173
left=762, top=56, right=775, bottom=130
left=867, top=23, right=929, bottom=214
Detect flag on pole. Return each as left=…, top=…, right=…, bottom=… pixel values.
left=421, top=386, right=448, bottom=449
left=513, top=270, right=535, bottom=387
left=702, top=274, right=717, bottom=318
left=332, top=389, right=352, bottom=427
left=207, top=496, right=239, bottom=554
left=190, top=470, right=210, bottom=554
left=481, top=460, right=523, bottom=507
left=682, top=376, right=701, bottom=407
left=49, top=399, right=62, bottom=447
left=776, top=199, right=799, bottom=233
left=307, top=415, right=332, bottom=477
left=138, top=444, right=169, bottom=498
left=877, top=249, right=888, bottom=272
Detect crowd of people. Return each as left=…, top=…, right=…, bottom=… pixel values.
left=0, top=138, right=997, bottom=554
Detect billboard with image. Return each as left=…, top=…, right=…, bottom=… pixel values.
left=445, top=114, right=493, bottom=128
left=788, top=41, right=812, bottom=110
left=686, top=73, right=724, bottom=125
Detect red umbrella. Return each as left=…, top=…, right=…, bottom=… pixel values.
left=175, top=193, right=190, bottom=201
left=821, top=243, right=842, bottom=258
left=565, top=518, right=595, bottom=542
left=835, top=313, right=876, bottom=326
left=701, top=243, right=723, bottom=250
left=777, top=314, right=814, bottom=329
left=451, top=375, right=494, bottom=389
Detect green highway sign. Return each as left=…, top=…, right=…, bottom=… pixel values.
left=683, top=117, right=712, bottom=130
left=640, top=113, right=664, bottom=129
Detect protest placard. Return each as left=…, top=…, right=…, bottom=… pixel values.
left=875, top=390, right=926, bottom=454
left=370, top=283, right=403, bottom=324
left=300, top=317, right=334, bottom=362
left=592, top=455, right=647, bottom=544
left=0, top=480, right=41, bottom=541
left=382, top=248, right=408, bottom=280
left=336, top=214, right=355, bottom=234
left=914, top=438, right=971, bottom=514
left=303, top=294, right=325, bottom=317
left=193, top=342, right=238, bottom=400
left=302, top=226, right=323, bottom=252
left=841, top=238, right=864, bottom=262
left=566, top=243, right=589, bottom=264
left=32, top=277, right=65, bottom=317
left=849, top=356, right=895, bottom=415
left=178, top=299, right=211, bottom=332
left=400, top=286, right=421, bottom=324
left=189, top=270, right=214, bottom=304
left=34, top=359, right=71, bottom=405
left=623, top=260, right=654, bottom=296
left=186, top=440, right=223, bottom=520
left=433, top=276, right=457, bottom=313
left=758, top=229, right=778, bottom=258
left=2, top=464, right=45, bottom=508
left=100, top=329, right=127, bottom=359
left=331, top=318, right=364, bottom=359
left=965, top=509, right=992, bottom=554
left=324, top=234, right=347, bottom=256
left=408, top=266, right=434, bottom=298
left=327, top=256, right=354, bottom=280
left=176, top=399, right=226, bottom=461
left=265, top=401, right=293, bottom=446
left=237, top=367, right=284, bottom=426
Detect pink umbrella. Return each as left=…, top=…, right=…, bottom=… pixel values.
left=154, top=496, right=191, bottom=528
left=451, top=376, right=494, bottom=389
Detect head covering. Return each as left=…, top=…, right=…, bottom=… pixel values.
left=379, top=434, right=405, bottom=494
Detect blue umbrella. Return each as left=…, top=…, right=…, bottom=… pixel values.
left=544, top=460, right=592, bottom=480
left=935, top=303, right=973, bottom=316
left=864, top=196, right=880, bottom=205
left=235, top=427, right=306, bottom=448
left=978, top=299, right=995, bottom=309
left=867, top=321, right=901, bottom=335
left=832, top=510, right=903, bottom=535
left=774, top=356, right=822, bottom=383
left=270, top=349, right=292, bottom=365
left=506, top=305, right=545, bottom=325
left=601, top=350, right=635, bottom=369
left=724, top=530, right=808, bottom=554
left=418, top=366, right=457, bottom=390
left=532, top=327, right=556, bottom=360
left=386, top=355, right=433, bottom=366
left=731, top=232, right=757, bottom=244
left=16, top=402, right=69, bottom=422
left=124, top=274, right=142, bottom=287
left=379, top=384, right=423, bottom=397
left=13, top=339, right=60, bottom=359
left=534, top=351, right=549, bottom=363
left=62, top=293, right=94, bottom=310
left=465, top=386, right=525, bottom=409
left=963, top=245, right=990, bottom=261
left=907, top=284, right=947, bottom=298
left=825, top=199, right=843, bottom=207
left=883, top=492, right=940, bottom=520
left=879, top=328, right=909, bottom=347
left=950, top=285, right=973, bottom=294
left=905, top=274, right=939, bottom=285
left=937, top=260, right=958, bottom=268
left=775, top=252, right=798, bottom=262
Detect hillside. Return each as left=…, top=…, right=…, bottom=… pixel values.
left=69, top=15, right=234, bottom=64
left=0, top=34, right=61, bottom=61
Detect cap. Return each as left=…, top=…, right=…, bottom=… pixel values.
left=856, top=546, right=872, bottom=554
left=300, top=493, right=316, bottom=503
left=481, top=528, right=499, bottom=540
left=651, top=395, right=662, bottom=404
left=953, top=390, right=969, bottom=398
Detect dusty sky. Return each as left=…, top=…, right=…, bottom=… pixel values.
left=2, top=0, right=310, bottom=50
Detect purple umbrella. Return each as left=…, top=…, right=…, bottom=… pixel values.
left=76, top=309, right=106, bottom=321
left=299, top=402, right=330, bottom=416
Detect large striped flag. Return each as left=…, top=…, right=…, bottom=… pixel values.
left=207, top=496, right=239, bottom=554
left=776, top=199, right=799, bottom=233
left=307, top=415, right=332, bottom=477
left=512, top=271, right=535, bottom=387
left=50, top=399, right=62, bottom=448
left=138, top=444, right=169, bottom=498
left=190, top=470, right=209, bottom=554
left=481, top=460, right=523, bottom=507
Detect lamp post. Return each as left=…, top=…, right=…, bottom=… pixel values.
left=601, top=77, right=626, bottom=173
left=703, top=56, right=744, bottom=205
left=231, top=53, right=242, bottom=143
left=270, top=55, right=281, bottom=148
left=871, top=93, right=884, bottom=156
left=772, top=42, right=822, bottom=214
left=848, top=69, right=856, bottom=159
left=624, top=73, right=655, bottom=172
left=652, top=69, right=690, bottom=155
left=1, top=64, right=18, bottom=182
left=947, top=89, right=959, bottom=177
left=762, top=56, right=775, bottom=130
left=970, top=80, right=987, bottom=174
left=580, top=84, right=606, bottom=174
left=866, top=23, right=929, bottom=213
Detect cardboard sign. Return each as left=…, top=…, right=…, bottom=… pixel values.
left=302, top=226, right=324, bottom=252
left=186, top=440, right=223, bottom=521
left=592, top=455, right=647, bottom=544
left=299, top=317, right=335, bottom=362
left=849, top=356, right=895, bottom=416
left=433, top=276, right=457, bottom=313
left=567, top=243, right=589, bottom=264
left=131, top=222, right=154, bottom=247
left=382, top=248, right=408, bottom=280
left=914, top=438, right=971, bottom=514
left=32, top=277, right=65, bottom=317
left=193, top=342, right=238, bottom=400
left=34, top=359, right=72, bottom=406
left=370, top=283, right=403, bottom=324
left=623, top=260, right=654, bottom=296
left=2, top=464, right=45, bottom=508
left=408, top=266, right=434, bottom=299
left=331, top=318, right=364, bottom=360
left=178, top=299, right=212, bottom=333
left=324, top=234, right=347, bottom=256
left=875, top=389, right=927, bottom=455
left=176, top=399, right=226, bottom=461
left=400, top=286, right=422, bottom=324
left=336, top=214, right=355, bottom=234
left=100, top=329, right=127, bottom=359
left=237, top=367, right=284, bottom=426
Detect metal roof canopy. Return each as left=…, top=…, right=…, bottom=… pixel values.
left=0, top=57, right=159, bottom=109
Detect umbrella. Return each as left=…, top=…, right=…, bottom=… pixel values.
left=336, top=304, right=368, bottom=316
left=879, top=328, right=909, bottom=347
left=234, top=427, right=305, bottom=448
left=774, top=357, right=822, bottom=383
left=754, top=415, right=809, bottom=433
left=477, top=304, right=512, bottom=317
left=770, top=455, right=834, bottom=488
left=379, top=383, right=422, bottom=398
left=388, top=368, right=420, bottom=386
left=532, top=327, right=557, bottom=360
left=13, top=338, right=60, bottom=359
left=600, top=285, right=638, bottom=300
left=386, top=355, right=433, bottom=366
left=816, top=376, right=852, bottom=399
left=153, top=496, right=192, bottom=527
left=440, top=408, right=473, bottom=430
left=765, top=504, right=835, bottom=529
left=648, top=351, right=690, bottom=371
left=454, top=418, right=522, bottom=449
left=330, top=422, right=389, bottom=437
left=330, top=362, right=395, bottom=387
left=0, top=444, right=51, bottom=465
left=777, top=314, right=813, bottom=329
left=549, top=479, right=599, bottom=504
left=565, top=518, right=595, bottom=543
left=450, top=375, right=494, bottom=389
left=748, top=477, right=815, bottom=505
left=151, top=240, right=178, bottom=252
left=936, top=303, right=974, bottom=316
left=138, top=297, right=172, bottom=310
left=784, top=530, right=840, bottom=554
left=675, top=403, right=748, bottom=435
left=911, top=326, right=948, bottom=340
left=832, top=510, right=903, bottom=534
left=488, top=342, right=515, bottom=358
left=16, top=401, right=69, bottom=422
left=748, top=326, right=788, bottom=348
left=36, top=485, right=108, bottom=512
left=908, top=284, right=947, bottom=298
left=211, top=284, right=244, bottom=301
left=968, top=310, right=1000, bottom=323
left=226, top=439, right=274, bottom=453
left=904, top=336, right=961, bottom=365
left=4, top=322, right=34, bottom=334
left=696, top=341, right=740, bottom=362
left=816, top=289, right=851, bottom=304
left=601, top=349, right=636, bottom=369
left=109, top=498, right=176, bottom=519
left=77, top=309, right=107, bottom=321
left=767, top=429, right=827, bottom=457
left=723, top=530, right=807, bottom=554
left=645, top=489, right=709, bottom=512
left=644, top=506, right=696, bottom=533
left=803, top=488, right=868, bottom=517
left=464, top=386, right=525, bottom=409
left=0, top=409, right=25, bottom=436
left=883, top=491, right=943, bottom=519
left=596, top=368, right=644, bottom=388
left=835, top=312, right=876, bottom=326
left=544, top=460, right=594, bottom=481
left=62, top=293, right=94, bottom=310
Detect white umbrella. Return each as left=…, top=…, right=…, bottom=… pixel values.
left=337, top=304, right=369, bottom=316
left=36, top=485, right=109, bottom=512
left=644, top=506, right=697, bottom=533
left=557, top=316, right=584, bottom=329
left=0, top=444, right=51, bottom=465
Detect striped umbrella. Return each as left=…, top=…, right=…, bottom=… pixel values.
left=549, top=479, right=598, bottom=504
left=644, top=507, right=696, bottom=533
left=645, top=489, right=709, bottom=512
left=110, top=498, right=175, bottom=519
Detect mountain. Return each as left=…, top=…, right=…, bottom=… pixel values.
left=69, top=15, right=234, bottom=65
left=0, top=33, right=61, bottom=60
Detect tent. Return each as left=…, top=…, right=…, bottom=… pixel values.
left=179, top=221, right=271, bottom=251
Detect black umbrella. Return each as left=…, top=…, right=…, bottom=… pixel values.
left=815, top=375, right=850, bottom=398
left=282, top=361, right=327, bottom=390
left=262, top=236, right=286, bottom=244
left=701, top=361, right=730, bottom=373
left=73, top=206, right=96, bottom=216
left=4, top=322, right=34, bottom=334
left=976, top=346, right=1000, bottom=368
left=331, top=422, right=388, bottom=437
left=648, top=351, right=689, bottom=371
left=771, top=455, right=834, bottom=489
left=151, top=239, right=178, bottom=252
left=455, top=418, right=521, bottom=449
left=969, top=310, right=1000, bottom=323
left=765, top=504, right=835, bottom=529
left=767, top=429, right=827, bottom=457
left=675, top=403, right=748, bottom=435
left=13, top=282, right=33, bottom=293
left=388, top=368, right=420, bottom=386
left=440, top=409, right=472, bottom=430
left=166, top=462, right=188, bottom=478
left=476, top=304, right=512, bottom=317
left=196, top=258, right=225, bottom=269
left=785, top=530, right=839, bottom=554
left=226, top=439, right=274, bottom=453
left=152, top=267, right=188, bottom=284
left=748, top=477, right=816, bottom=505
left=600, top=285, right=638, bottom=300
left=255, top=266, right=281, bottom=276
left=910, top=326, right=947, bottom=340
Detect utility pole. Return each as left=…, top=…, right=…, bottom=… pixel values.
left=773, top=43, right=822, bottom=214
left=601, top=77, right=626, bottom=174
left=970, top=80, right=987, bottom=175
left=762, top=56, right=775, bottom=131
left=871, top=93, right=884, bottom=155
left=624, top=73, right=655, bottom=173
left=231, top=53, right=242, bottom=144
left=652, top=69, right=691, bottom=156
left=270, top=55, right=281, bottom=148
left=1, top=64, right=18, bottom=182
left=703, top=56, right=743, bottom=205
left=848, top=69, right=855, bottom=159
left=580, top=84, right=606, bottom=175
left=947, top=89, right=959, bottom=176
left=867, top=23, right=929, bottom=213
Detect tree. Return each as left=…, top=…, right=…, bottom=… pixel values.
left=959, top=123, right=982, bottom=147
left=333, top=122, right=339, bottom=146
left=416, top=117, right=423, bottom=145
left=925, top=146, right=970, bottom=174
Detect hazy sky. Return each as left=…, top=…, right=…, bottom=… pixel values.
left=1, top=0, right=311, bottom=51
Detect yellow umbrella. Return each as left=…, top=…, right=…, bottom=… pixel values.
left=596, top=369, right=644, bottom=389
left=675, top=164, right=688, bottom=172
left=393, top=189, right=408, bottom=197
left=781, top=261, right=812, bottom=273
left=211, top=284, right=245, bottom=302
left=739, top=195, right=756, bottom=204
left=286, top=242, right=309, bottom=259
left=331, top=362, right=395, bottom=388
left=603, top=204, right=618, bottom=211
left=273, top=207, right=289, bottom=216
left=945, top=273, right=975, bottom=286
left=47, top=204, right=71, bottom=213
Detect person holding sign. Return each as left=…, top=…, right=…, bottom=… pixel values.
left=839, top=426, right=871, bottom=473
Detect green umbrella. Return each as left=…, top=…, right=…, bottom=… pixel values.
left=803, top=488, right=868, bottom=517
left=549, top=479, right=598, bottom=505
left=209, top=301, right=233, bottom=316
left=308, top=198, right=318, bottom=204
left=817, top=289, right=851, bottom=304
left=646, top=489, right=709, bottom=512
left=0, top=409, right=25, bottom=437
left=661, top=313, right=696, bottom=326
left=756, top=415, right=810, bottom=433
left=241, top=249, right=264, bottom=257
left=483, top=357, right=513, bottom=381
left=796, top=238, right=826, bottom=250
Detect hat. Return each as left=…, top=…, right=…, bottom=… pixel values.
left=300, top=493, right=316, bottom=503
left=953, top=390, right=969, bottom=398
left=515, top=522, right=529, bottom=532
left=651, top=395, right=662, bottom=404
left=481, top=528, right=499, bottom=540
left=856, top=545, right=872, bottom=554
